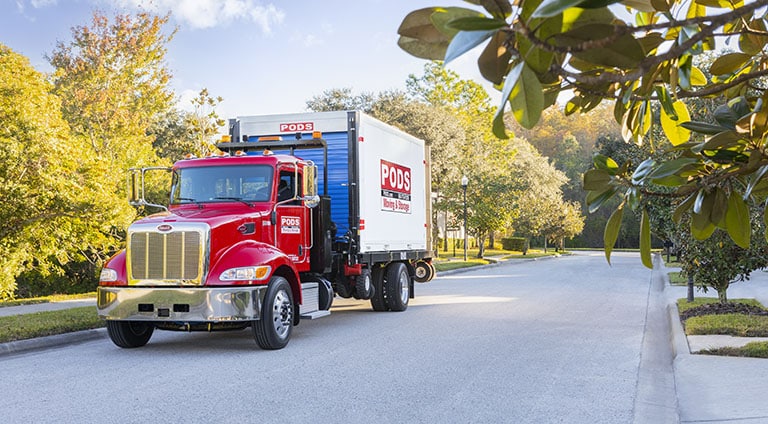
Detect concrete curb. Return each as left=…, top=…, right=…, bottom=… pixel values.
left=669, top=303, right=690, bottom=358
left=0, top=328, right=106, bottom=358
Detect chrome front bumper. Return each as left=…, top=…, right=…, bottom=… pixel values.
left=97, top=286, right=268, bottom=322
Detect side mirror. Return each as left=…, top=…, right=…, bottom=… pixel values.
left=302, top=163, right=318, bottom=197
left=128, top=169, right=141, bottom=205
left=301, top=162, right=320, bottom=208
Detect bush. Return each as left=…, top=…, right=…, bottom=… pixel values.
left=501, top=237, right=527, bottom=252
left=15, top=260, right=99, bottom=298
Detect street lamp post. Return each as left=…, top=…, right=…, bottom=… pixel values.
left=461, top=175, right=469, bottom=262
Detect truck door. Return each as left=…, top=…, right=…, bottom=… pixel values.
left=275, top=169, right=311, bottom=270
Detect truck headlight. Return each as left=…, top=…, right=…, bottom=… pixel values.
left=99, top=268, right=118, bottom=282
left=220, top=266, right=271, bottom=282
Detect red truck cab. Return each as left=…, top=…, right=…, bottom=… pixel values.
left=98, top=148, right=327, bottom=350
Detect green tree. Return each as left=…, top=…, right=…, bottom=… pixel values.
left=48, top=10, right=177, bottom=237
left=398, top=0, right=768, bottom=266
left=0, top=44, right=119, bottom=299
left=306, top=88, right=376, bottom=113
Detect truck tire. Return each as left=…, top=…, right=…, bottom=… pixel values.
left=354, top=269, right=374, bottom=300
left=253, top=276, right=293, bottom=350
left=385, top=262, right=410, bottom=312
left=106, top=321, right=154, bottom=348
left=413, top=260, right=434, bottom=283
left=370, top=265, right=388, bottom=311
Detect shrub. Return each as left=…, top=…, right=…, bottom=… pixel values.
left=501, top=237, right=527, bottom=252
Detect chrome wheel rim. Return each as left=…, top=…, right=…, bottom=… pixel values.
left=271, top=289, right=292, bottom=339
left=398, top=271, right=409, bottom=304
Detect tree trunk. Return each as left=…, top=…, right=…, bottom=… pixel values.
left=489, top=232, right=495, bottom=250
left=718, top=289, right=728, bottom=304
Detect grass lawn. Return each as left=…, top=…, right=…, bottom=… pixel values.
left=668, top=271, right=687, bottom=286
left=678, top=298, right=768, bottom=358
left=0, top=307, right=103, bottom=343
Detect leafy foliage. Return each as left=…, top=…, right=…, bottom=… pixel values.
left=0, top=44, right=119, bottom=299
left=399, top=0, right=768, bottom=267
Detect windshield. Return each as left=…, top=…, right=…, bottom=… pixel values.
left=170, top=165, right=273, bottom=204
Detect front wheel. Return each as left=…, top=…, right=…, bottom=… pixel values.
left=106, top=321, right=154, bottom=348
left=253, top=276, right=294, bottom=350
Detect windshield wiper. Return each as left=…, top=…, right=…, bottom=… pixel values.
left=176, top=197, right=204, bottom=208
left=214, top=197, right=254, bottom=207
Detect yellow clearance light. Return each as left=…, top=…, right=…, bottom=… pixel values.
left=234, top=150, right=247, bottom=156
left=220, top=134, right=231, bottom=143
left=312, top=131, right=322, bottom=139
left=183, top=153, right=197, bottom=159
left=263, top=149, right=274, bottom=156
left=258, top=136, right=283, bottom=142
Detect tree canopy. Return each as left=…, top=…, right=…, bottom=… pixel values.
left=399, top=0, right=768, bottom=266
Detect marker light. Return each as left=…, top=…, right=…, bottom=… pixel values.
left=312, top=131, right=322, bottom=139
left=220, top=266, right=271, bottom=282
left=263, top=149, right=274, bottom=156
left=220, top=135, right=231, bottom=142
left=258, top=136, right=282, bottom=142
left=100, top=268, right=118, bottom=282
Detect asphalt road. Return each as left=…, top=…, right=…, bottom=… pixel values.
left=0, top=251, right=653, bottom=423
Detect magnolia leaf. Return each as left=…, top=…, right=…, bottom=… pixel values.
left=745, top=164, right=768, bottom=198
left=492, top=110, right=509, bottom=139
left=650, top=0, right=671, bottom=12
left=493, top=62, right=524, bottom=139
left=695, top=0, right=739, bottom=6
left=764, top=206, right=768, bottom=243
left=561, top=7, right=614, bottom=32
left=655, top=85, right=676, bottom=118
left=478, top=31, right=512, bottom=85
left=430, top=7, right=487, bottom=38
left=680, top=121, right=730, bottom=135
left=660, top=100, right=691, bottom=145
left=604, top=205, right=624, bottom=265
left=477, top=0, right=513, bottom=19
left=711, top=187, right=728, bottom=228
left=397, top=8, right=452, bottom=59
left=673, top=192, right=697, bottom=223
left=583, top=169, right=612, bottom=190
left=593, top=153, right=620, bottom=173
left=508, top=63, right=544, bottom=129
left=701, top=131, right=744, bottom=151
left=587, top=187, right=617, bottom=213
left=532, top=0, right=586, bottom=18
left=444, top=30, right=496, bottom=64
left=709, top=52, right=752, bottom=76
left=556, top=24, right=645, bottom=69
left=621, top=0, right=656, bottom=12
left=690, top=66, right=707, bottom=86
left=690, top=212, right=716, bottom=240
left=637, top=32, right=665, bottom=55
left=397, top=36, right=448, bottom=60
left=725, top=192, right=751, bottom=248
left=647, top=157, right=697, bottom=180
left=447, top=17, right=508, bottom=31
left=640, top=209, right=652, bottom=269
left=632, top=158, right=655, bottom=183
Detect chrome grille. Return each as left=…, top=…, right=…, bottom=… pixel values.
left=127, top=223, right=208, bottom=285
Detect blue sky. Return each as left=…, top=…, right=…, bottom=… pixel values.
left=1, top=0, right=490, bottom=119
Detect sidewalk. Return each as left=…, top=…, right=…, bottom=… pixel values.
left=660, top=261, right=768, bottom=423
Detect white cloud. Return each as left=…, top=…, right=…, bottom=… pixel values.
left=110, top=0, right=285, bottom=32
left=30, top=0, right=57, bottom=7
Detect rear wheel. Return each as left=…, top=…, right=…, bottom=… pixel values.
left=385, top=262, right=410, bottom=312
left=354, top=269, right=374, bottom=300
left=253, top=276, right=294, bottom=350
left=106, top=321, right=154, bottom=348
left=370, top=265, right=388, bottom=311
